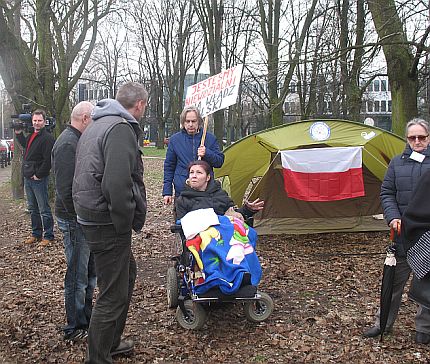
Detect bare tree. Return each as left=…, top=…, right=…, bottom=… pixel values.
left=258, top=0, right=318, bottom=127
left=367, top=0, right=430, bottom=134
left=84, top=13, right=130, bottom=99
left=192, top=0, right=225, bottom=145
left=128, top=0, right=203, bottom=148
left=0, top=0, right=114, bottom=131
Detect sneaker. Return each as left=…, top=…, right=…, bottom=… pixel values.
left=38, top=239, right=54, bottom=247
left=24, top=236, right=41, bottom=244
left=63, top=329, right=88, bottom=342
left=111, top=339, right=134, bottom=356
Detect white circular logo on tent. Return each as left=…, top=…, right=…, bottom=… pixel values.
left=309, top=122, right=331, bottom=141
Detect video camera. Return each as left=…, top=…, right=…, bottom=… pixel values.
left=10, top=104, right=56, bottom=133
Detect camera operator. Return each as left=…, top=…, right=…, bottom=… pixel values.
left=15, top=109, right=55, bottom=247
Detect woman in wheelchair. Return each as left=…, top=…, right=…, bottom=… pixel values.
left=175, top=160, right=264, bottom=221
left=169, top=160, right=273, bottom=329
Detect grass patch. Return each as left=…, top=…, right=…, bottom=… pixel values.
left=142, top=146, right=166, bottom=158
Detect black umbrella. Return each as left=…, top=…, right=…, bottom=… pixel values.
left=379, top=227, right=397, bottom=341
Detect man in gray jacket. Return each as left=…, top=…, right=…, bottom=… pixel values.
left=73, top=83, right=148, bottom=363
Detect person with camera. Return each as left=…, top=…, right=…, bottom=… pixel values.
left=15, top=109, right=55, bottom=247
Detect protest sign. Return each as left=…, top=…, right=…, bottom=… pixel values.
left=185, top=64, right=243, bottom=117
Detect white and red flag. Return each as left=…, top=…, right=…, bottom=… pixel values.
left=280, top=147, right=365, bottom=202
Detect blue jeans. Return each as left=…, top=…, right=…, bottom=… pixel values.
left=82, top=224, right=136, bottom=364
left=24, top=176, right=54, bottom=240
left=57, top=217, right=96, bottom=334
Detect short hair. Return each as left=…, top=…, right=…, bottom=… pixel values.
left=406, top=118, right=429, bottom=136
left=116, top=82, right=148, bottom=109
left=71, top=101, right=94, bottom=121
left=32, top=109, right=46, bottom=120
left=180, top=106, right=203, bottom=128
left=187, top=160, right=211, bottom=175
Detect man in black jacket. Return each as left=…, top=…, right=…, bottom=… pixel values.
left=15, top=109, right=55, bottom=247
left=73, top=83, right=148, bottom=363
left=51, top=101, right=96, bottom=341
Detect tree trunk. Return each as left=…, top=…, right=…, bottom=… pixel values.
left=367, top=0, right=417, bottom=135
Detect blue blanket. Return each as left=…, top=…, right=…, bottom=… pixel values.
left=186, top=215, right=262, bottom=295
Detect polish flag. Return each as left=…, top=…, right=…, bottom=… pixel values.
left=280, top=147, right=365, bottom=202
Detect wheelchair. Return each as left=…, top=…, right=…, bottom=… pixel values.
left=166, top=222, right=274, bottom=330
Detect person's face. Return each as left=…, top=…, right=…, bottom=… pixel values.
left=32, top=114, right=46, bottom=132
left=189, top=165, right=210, bottom=191
left=183, top=111, right=200, bottom=135
left=407, top=124, right=429, bottom=152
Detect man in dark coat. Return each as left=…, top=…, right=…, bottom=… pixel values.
left=15, top=109, right=55, bottom=247
left=73, top=83, right=148, bottom=363
left=51, top=101, right=96, bottom=341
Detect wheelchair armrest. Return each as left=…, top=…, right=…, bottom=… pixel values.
left=170, top=224, right=183, bottom=234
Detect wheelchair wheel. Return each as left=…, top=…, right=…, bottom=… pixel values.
left=175, top=300, right=207, bottom=330
left=167, top=267, right=179, bottom=309
left=244, top=291, right=274, bottom=323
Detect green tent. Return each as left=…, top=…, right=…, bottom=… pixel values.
left=215, top=119, right=405, bottom=235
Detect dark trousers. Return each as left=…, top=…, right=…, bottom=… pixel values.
left=82, top=225, right=136, bottom=364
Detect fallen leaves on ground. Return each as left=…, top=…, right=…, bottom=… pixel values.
left=0, top=158, right=429, bottom=363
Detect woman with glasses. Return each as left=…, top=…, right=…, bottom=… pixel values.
left=363, top=118, right=430, bottom=343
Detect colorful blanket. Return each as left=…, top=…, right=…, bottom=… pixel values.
left=186, top=215, right=262, bottom=295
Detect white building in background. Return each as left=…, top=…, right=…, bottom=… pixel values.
left=283, top=75, right=393, bottom=130
left=75, top=82, right=110, bottom=103
left=361, top=76, right=392, bottom=130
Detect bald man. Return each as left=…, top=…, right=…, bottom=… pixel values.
left=51, top=101, right=97, bottom=341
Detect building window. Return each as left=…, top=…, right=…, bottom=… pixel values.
left=381, top=80, right=387, bottom=91
left=368, top=100, right=374, bottom=112
left=367, top=83, right=373, bottom=92
left=374, top=80, right=380, bottom=92
left=374, top=100, right=380, bottom=112
left=289, top=83, right=296, bottom=93
left=89, top=89, right=94, bottom=100
left=327, top=101, right=332, bottom=113
left=388, top=100, right=392, bottom=112
left=381, top=100, right=387, bottom=112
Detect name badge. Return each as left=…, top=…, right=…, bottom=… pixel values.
left=410, top=151, right=425, bottom=163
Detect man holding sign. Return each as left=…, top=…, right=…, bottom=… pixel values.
left=163, top=105, right=224, bottom=204
left=163, top=65, right=244, bottom=205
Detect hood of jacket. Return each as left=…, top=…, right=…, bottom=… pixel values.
left=92, top=99, right=139, bottom=125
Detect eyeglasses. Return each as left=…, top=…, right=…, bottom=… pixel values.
left=407, top=135, right=429, bottom=142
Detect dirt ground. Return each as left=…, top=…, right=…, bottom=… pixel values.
left=0, top=158, right=429, bottom=363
